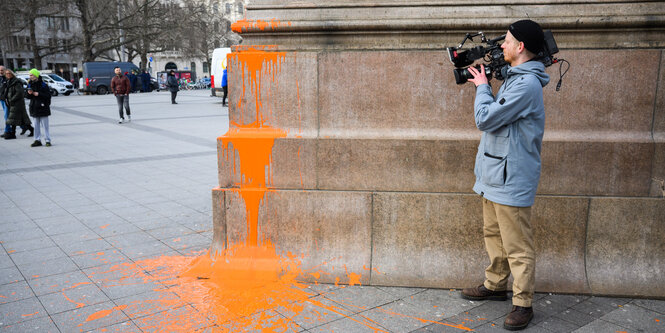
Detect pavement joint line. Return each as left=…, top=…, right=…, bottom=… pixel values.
left=0, top=151, right=216, bottom=175
left=51, top=105, right=219, bottom=148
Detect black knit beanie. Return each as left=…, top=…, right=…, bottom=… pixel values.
left=509, top=20, right=545, bottom=54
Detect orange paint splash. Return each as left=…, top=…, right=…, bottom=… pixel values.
left=85, top=305, right=127, bottom=322
left=62, top=291, right=85, bottom=309
left=100, top=224, right=110, bottom=229
left=231, top=19, right=291, bottom=34
left=22, top=311, right=38, bottom=317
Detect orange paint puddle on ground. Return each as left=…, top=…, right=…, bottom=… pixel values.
left=100, top=224, right=110, bottom=229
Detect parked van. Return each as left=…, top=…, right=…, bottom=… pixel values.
left=16, top=70, right=74, bottom=96
left=210, top=48, right=231, bottom=97
left=82, top=62, right=139, bottom=95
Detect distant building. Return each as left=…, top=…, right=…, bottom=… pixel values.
left=1, top=0, right=246, bottom=82
left=149, top=0, right=246, bottom=81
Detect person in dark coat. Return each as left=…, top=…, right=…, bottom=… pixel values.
left=3, top=69, right=33, bottom=140
left=1, top=66, right=31, bottom=138
left=26, top=69, right=52, bottom=147
left=167, top=70, right=179, bottom=104
left=127, top=70, right=137, bottom=93
left=141, top=70, right=151, bottom=92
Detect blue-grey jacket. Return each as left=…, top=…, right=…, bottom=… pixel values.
left=472, top=61, right=550, bottom=207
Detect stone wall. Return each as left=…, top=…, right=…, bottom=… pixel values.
left=213, top=1, right=665, bottom=297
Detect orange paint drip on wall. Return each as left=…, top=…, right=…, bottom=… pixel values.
left=228, top=46, right=285, bottom=125
left=231, top=19, right=291, bottom=34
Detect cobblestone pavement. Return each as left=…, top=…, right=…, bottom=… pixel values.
left=1, top=90, right=663, bottom=332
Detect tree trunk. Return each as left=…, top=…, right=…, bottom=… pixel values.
left=28, top=6, right=42, bottom=68
left=76, top=0, right=95, bottom=62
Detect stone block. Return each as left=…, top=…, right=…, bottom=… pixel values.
left=228, top=51, right=318, bottom=137
left=316, top=138, right=478, bottom=192
left=539, top=141, right=654, bottom=196
left=211, top=188, right=225, bottom=255
left=217, top=137, right=317, bottom=190
left=543, top=50, right=660, bottom=134
left=225, top=190, right=372, bottom=284
left=371, top=193, right=590, bottom=293
left=318, top=50, right=476, bottom=137
left=586, top=197, right=665, bottom=297
left=531, top=196, right=590, bottom=294
left=370, top=192, right=486, bottom=288
left=651, top=138, right=665, bottom=197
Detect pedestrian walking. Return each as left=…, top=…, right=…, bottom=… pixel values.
left=461, top=20, right=549, bottom=331
left=1, top=66, right=31, bottom=138
left=167, top=70, right=179, bottom=104
left=3, top=69, right=34, bottom=140
left=26, top=69, right=52, bottom=147
left=111, top=67, right=131, bottom=123
left=221, top=68, right=228, bottom=107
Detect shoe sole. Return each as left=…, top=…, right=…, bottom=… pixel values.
left=461, top=293, right=508, bottom=301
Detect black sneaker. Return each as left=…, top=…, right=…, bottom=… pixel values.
left=45, top=142, right=52, bottom=147
left=4, top=132, right=16, bottom=140
left=31, top=140, right=42, bottom=147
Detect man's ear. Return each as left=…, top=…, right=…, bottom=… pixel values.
left=517, top=41, right=526, bottom=54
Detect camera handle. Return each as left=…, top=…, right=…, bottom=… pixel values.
left=456, top=32, right=486, bottom=49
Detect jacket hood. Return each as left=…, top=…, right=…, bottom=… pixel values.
left=507, top=60, right=550, bottom=87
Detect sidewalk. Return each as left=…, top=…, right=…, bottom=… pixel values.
left=0, top=90, right=663, bottom=332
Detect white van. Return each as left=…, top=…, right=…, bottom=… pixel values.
left=210, top=48, right=231, bottom=97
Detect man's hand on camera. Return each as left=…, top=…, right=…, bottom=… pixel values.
left=468, top=64, right=489, bottom=87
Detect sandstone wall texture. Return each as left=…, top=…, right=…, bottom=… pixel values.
left=214, top=1, right=665, bottom=297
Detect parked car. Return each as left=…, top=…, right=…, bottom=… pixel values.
left=17, top=72, right=74, bottom=96
left=42, top=73, right=75, bottom=96
left=82, top=61, right=140, bottom=95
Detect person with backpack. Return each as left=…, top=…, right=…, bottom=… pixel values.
left=26, top=69, right=52, bottom=147
left=3, top=69, right=33, bottom=140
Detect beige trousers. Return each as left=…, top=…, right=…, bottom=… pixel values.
left=482, top=198, right=535, bottom=307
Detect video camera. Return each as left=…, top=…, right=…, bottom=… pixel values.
left=447, top=30, right=561, bottom=85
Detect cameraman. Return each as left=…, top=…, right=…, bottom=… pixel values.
left=461, top=20, right=549, bottom=331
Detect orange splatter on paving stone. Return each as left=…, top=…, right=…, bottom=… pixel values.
left=22, top=311, right=38, bottom=317
left=84, top=305, right=127, bottom=323
left=62, top=291, right=85, bottom=309
left=100, top=224, right=110, bottom=229
left=7, top=250, right=15, bottom=254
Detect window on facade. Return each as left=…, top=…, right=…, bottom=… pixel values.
left=237, top=3, right=243, bottom=14
left=203, top=62, right=209, bottom=73
left=226, top=3, right=231, bottom=14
